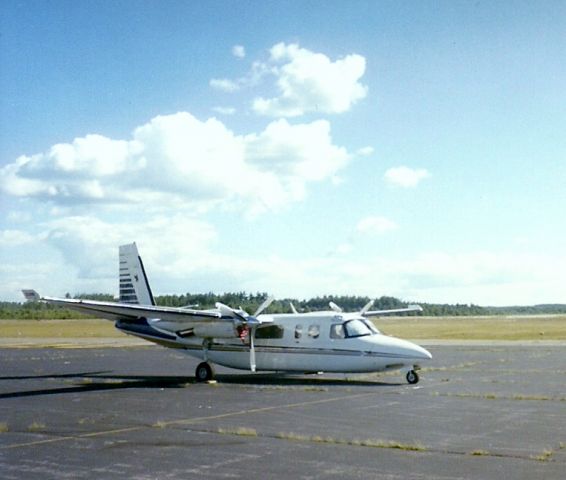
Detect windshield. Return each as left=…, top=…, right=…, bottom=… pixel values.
left=344, top=319, right=373, bottom=338
left=363, top=320, right=380, bottom=334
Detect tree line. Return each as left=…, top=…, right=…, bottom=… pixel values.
left=1, top=292, right=566, bottom=319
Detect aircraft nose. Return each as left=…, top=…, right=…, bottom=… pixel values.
left=374, top=336, right=432, bottom=361
left=411, top=343, right=432, bottom=360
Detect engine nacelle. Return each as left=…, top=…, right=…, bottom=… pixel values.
left=193, top=323, right=238, bottom=339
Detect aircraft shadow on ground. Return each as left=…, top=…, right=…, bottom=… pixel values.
left=0, top=371, right=399, bottom=399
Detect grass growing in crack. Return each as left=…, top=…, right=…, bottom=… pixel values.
left=217, top=427, right=257, bottom=437
left=153, top=421, right=168, bottom=428
left=78, top=418, right=95, bottom=425
left=28, top=421, right=46, bottom=432
left=276, top=432, right=310, bottom=441
left=532, top=449, right=553, bottom=461
left=275, top=432, right=426, bottom=451
left=433, top=392, right=563, bottom=402
left=470, top=450, right=490, bottom=456
left=0, top=422, right=9, bottom=433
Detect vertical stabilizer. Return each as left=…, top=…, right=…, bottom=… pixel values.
left=119, top=243, right=156, bottom=305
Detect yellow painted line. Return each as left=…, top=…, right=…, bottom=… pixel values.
left=1, top=391, right=377, bottom=450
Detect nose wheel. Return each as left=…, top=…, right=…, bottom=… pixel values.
left=195, top=362, right=215, bottom=382
left=406, top=370, right=419, bottom=384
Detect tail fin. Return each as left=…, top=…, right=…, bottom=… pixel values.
left=22, top=289, right=41, bottom=302
left=119, top=243, right=155, bottom=305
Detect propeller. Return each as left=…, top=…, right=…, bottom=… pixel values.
left=254, top=295, right=275, bottom=317
left=329, top=301, right=343, bottom=313
left=360, top=299, right=375, bottom=315
left=215, top=296, right=275, bottom=373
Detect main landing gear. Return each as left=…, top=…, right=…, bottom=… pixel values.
left=195, top=362, right=215, bottom=382
left=406, top=369, right=419, bottom=384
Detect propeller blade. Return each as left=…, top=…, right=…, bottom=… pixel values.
left=360, top=299, right=375, bottom=315
left=215, top=302, right=247, bottom=322
left=254, top=295, right=275, bottom=317
left=329, top=302, right=343, bottom=313
left=249, top=326, right=257, bottom=372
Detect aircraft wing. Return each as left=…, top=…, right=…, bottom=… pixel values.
left=22, top=290, right=222, bottom=323
left=363, top=305, right=423, bottom=317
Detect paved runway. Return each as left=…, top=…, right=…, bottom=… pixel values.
left=0, top=344, right=564, bottom=479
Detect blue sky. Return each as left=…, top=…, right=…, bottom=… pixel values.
left=1, top=1, right=565, bottom=305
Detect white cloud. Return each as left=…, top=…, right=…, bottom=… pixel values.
left=384, top=166, right=430, bottom=188
left=7, top=211, right=32, bottom=223
left=1, top=215, right=564, bottom=306
left=252, top=42, right=367, bottom=117
left=212, top=106, right=236, bottom=115
left=392, top=251, right=566, bottom=306
left=44, top=215, right=218, bottom=280
left=232, top=45, right=246, bottom=58
left=356, top=216, right=398, bottom=235
left=0, top=112, right=351, bottom=217
left=356, top=146, right=374, bottom=156
left=209, top=78, right=240, bottom=92
left=209, top=42, right=367, bottom=117
left=0, top=229, right=36, bottom=246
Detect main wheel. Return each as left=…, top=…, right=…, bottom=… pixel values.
left=195, top=362, right=215, bottom=382
left=406, top=370, right=419, bottom=384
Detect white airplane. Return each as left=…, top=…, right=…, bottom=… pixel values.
left=23, top=243, right=432, bottom=384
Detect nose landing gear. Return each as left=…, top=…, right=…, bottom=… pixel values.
left=406, top=369, right=419, bottom=384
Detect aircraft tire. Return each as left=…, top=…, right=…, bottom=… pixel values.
left=195, top=362, right=215, bottom=382
left=406, top=370, right=419, bottom=384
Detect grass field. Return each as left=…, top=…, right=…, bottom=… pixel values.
left=1, top=315, right=565, bottom=341
left=376, top=315, right=566, bottom=340
left=0, top=319, right=122, bottom=338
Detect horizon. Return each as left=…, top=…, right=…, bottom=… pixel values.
left=4, top=290, right=566, bottom=310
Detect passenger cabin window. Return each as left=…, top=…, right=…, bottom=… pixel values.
left=330, top=324, right=346, bottom=339
left=308, top=324, right=320, bottom=339
left=295, top=324, right=302, bottom=339
left=255, top=325, right=285, bottom=339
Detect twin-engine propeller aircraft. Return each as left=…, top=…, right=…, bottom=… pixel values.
left=23, top=243, right=432, bottom=384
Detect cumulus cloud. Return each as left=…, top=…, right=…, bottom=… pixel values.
left=252, top=43, right=368, bottom=117
left=384, top=166, right=430, bottom=188
left=232, top=45, right=245, bottom=58
left=44, top=215, right=218, bottom=279
left=0, top=112, right=351, bottom=217
left=356, top=216, right=398, bottom=235
left=209, top=78, right=240, bottom=92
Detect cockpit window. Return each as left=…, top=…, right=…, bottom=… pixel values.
left=344, top=319, right=373, bottom=338
left=330, top=323, right=345, bottom=339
